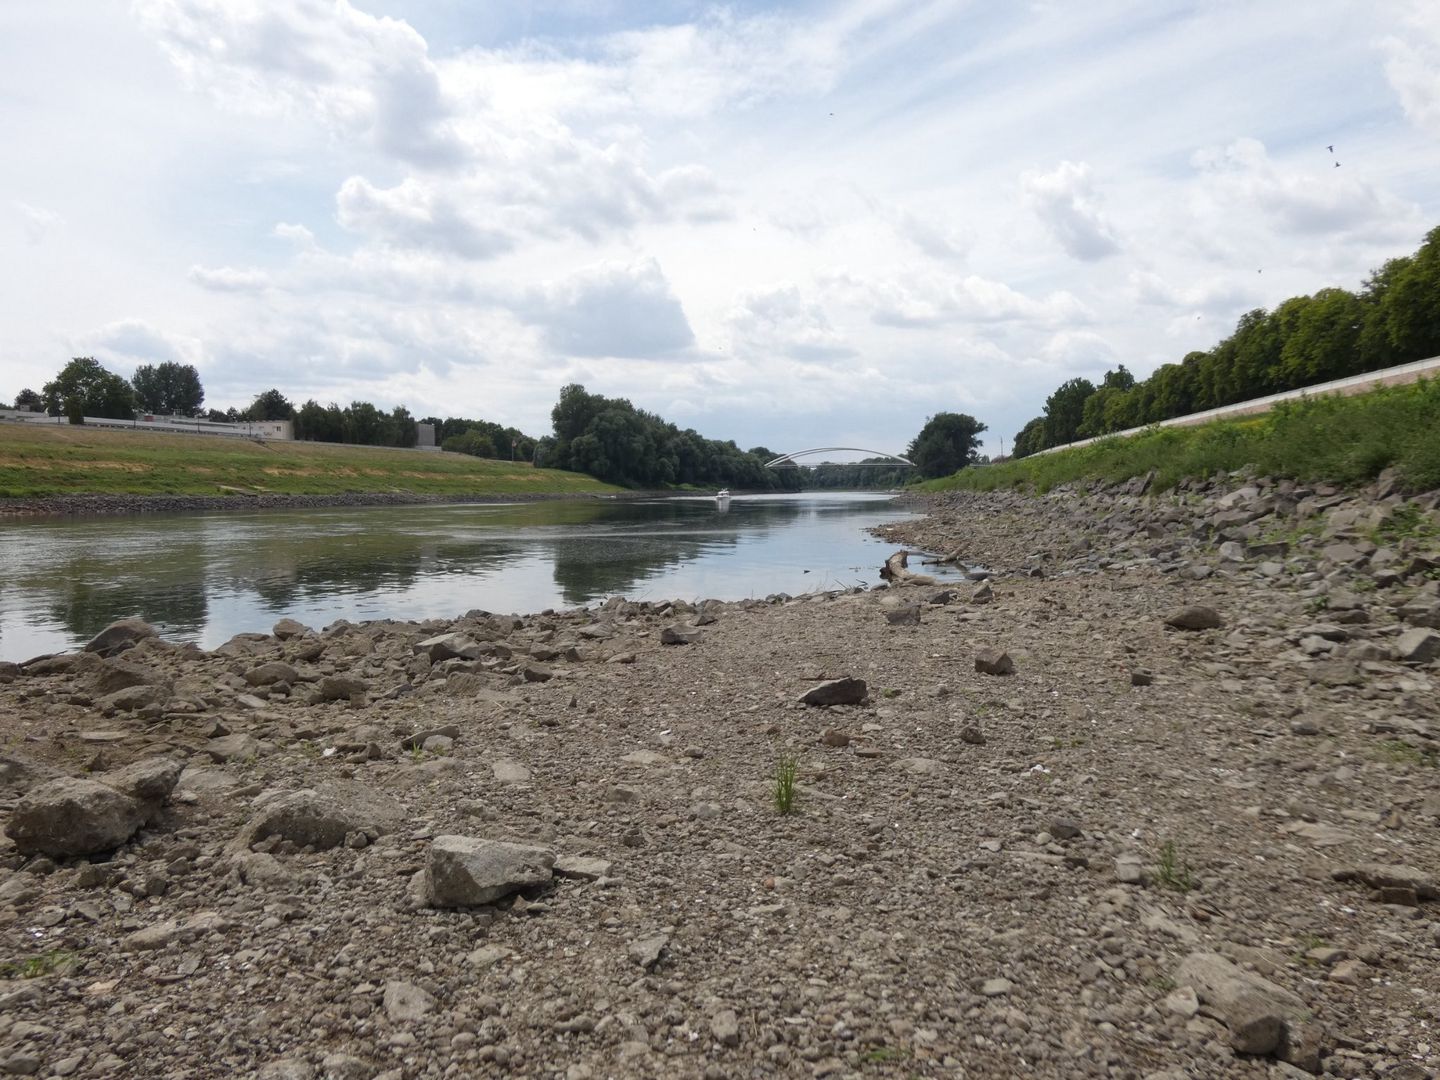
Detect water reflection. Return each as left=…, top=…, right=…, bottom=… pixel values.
left=0, top=493, right=946, bottom=659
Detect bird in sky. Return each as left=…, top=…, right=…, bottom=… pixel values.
left=1335, top=161, right=1341, bottom=168
left=1327, top=144, right=1334, bottom=152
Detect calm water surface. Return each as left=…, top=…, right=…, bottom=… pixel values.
left=0, top=493, right=962, bottom=660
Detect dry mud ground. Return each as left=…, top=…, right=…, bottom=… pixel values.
left=1, top=479, right=1438, bottom=1080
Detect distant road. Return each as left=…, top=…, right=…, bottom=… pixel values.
left=1038, top=353, right=1440, bottom=456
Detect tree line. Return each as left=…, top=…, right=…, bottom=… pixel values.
left=543, top=383, right=795, bottom=489
left=1012, top=224, right=1440, bottom=458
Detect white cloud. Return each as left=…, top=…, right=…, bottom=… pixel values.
left=1189, top=137, right=1417, bottom=237
left=15, top=201, right=65, bottom=244
left=850, top=271, right=1092, bottom=329
left=523, top=259, right=694, bottom=359
left=1380, top=2, right=1440, bottom=135
left=336, top=176, right=515, bottom=260
left=726, top=284, right=853, bottom=361
left=188, top=264, right=271, bottom=292
left=1020, top=161, right=1121, bottom=261
left=79, top=319, right=204, bottom=369
left=134, top=0, right=463, bottom=166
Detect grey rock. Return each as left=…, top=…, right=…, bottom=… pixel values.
left=1217, top=541, right=1246, bottom=562
left=258, top=1062, right=315, bottom=1080
left=104, top=756, right=183, bottom=806
left=660, top=626, right=700, bottom=645
left=383, top=981, right=435, bottom=1023
left=204, top=733, right=261, bottom=763
left=799, top=678, right=867, bottom=706
left=84, top=618, right=158, bottom=656
left=1332, top=863, right=1437, bottom=901
left=1049, top=817, right=1081, bottom=840
left=1173, top=951, right=1323, bottom=1069
left=6, top=778, right=147, bottom=857
left=1394, top=627, right=1440, bottom=664
left=319, top=675, right=369, bottom=702
left=971, top=581, right=994, bottom=604
left=1164, top=605, right=1222, bottom=631
left=974, top=648, right=1015, bottom=676
left=491, top=759, right=531, bottom=784
left=627, top=932, right=669, bottom=970
left=980, top=977, right=1013, bottom=997
left=413, top=633, right=483, bottom=662
left=272, top=618, right=309, bottom=640
left=424, top=835, right=555, bottom=907
left=233, top=785, right=405, bottom=854
left=959, top=724, right=986, bottom=745
left=99, top=684, right=168, bottom=712
left=245, top=661, right=299, bottom=687
left=555, top=855, right=613, bottom=881
left=884, top=605, right=921, bottom=626
left=710, top=1008, right=740, bottom=1047
left=320, top=1054, right=374, bottom=1080
left=399, top=725, right=460, bottom=751
left=93, top=658, right=165, bottom=696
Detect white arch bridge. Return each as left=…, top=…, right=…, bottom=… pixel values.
left=763, top=447, right=915, bottom=468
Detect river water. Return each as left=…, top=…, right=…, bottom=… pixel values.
left=0, top=492, right=960, bottom=661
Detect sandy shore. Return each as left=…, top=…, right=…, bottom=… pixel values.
left=1, top=478, right=1437, bottom=1079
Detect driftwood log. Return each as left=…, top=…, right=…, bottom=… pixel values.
left=880, top=550, right=936, bottom=586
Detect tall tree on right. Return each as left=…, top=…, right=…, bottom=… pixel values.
left=906, top=412, right=988, bottom=479
left=132, top=361, right=205, bottom=416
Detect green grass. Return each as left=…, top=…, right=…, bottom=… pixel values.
left=0, top=950, right=76, bottom=979
left=1374, top=739, right=1438, bottom=768
left=0, top=424, right=621, bottom=499
left=1153, top=841, right=1195, bottom=893
left=773, top=753, right=799, bottom=815
left=928, top=377, right=1440, bottom=495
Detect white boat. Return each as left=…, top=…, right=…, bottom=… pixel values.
left=715, top=488, right=731, bottom=501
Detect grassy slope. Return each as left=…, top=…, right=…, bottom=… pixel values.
left=0, top=424, right=620, bottom=498
left=926, top=378, right=1440, bottom=495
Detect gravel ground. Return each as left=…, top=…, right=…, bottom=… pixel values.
left=1, top=473, right=1438, bottom=1080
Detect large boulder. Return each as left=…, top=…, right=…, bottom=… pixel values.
left=4, top=753, right=183, bottom=858
left=413, top=633, right=484, bottom=662
left=423, top=836, right=555, bottom=907
left=244, top=661, right=299, bottom=687
left=6, top=778, right=148, bottom=857
left=1173, top=952, right=1323, bottom=1070
left=93, top=658, right=167, bottom=696
left=84, top=618, right=158, bottom=657
left=231, top=785, right=405, bottom=854
left=1165, top=606, right=1223, bottom=631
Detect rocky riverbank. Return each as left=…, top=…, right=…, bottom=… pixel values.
left=1, top=473, right=1438, bottom=1079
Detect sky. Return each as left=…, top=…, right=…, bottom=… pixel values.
left=3, top=1, right=1439, bottom=459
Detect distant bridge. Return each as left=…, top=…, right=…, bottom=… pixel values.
left=764, top=447, right=915, bottom=468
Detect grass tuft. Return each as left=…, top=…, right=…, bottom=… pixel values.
left=1154, top=840, right=1195, bottom=893
left=773, top=753, right=799, bottom=815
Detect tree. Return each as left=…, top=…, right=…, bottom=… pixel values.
left=41, top=357, right=136, bottom=422
left=1040, top=378, right=1095, bottom=448
left=905, top=412, right=988, bottom=479
left=246, top=389, right=294, bottom=421
left=1012, top=417, right=1046, bottom=459
left=12, top=389, right=42, bottom=412
left=131, top=362, right=204, bottom=416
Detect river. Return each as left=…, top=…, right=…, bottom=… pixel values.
left=0, top=492, right=962, bottom=660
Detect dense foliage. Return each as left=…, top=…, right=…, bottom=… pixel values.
left=1012, top=225, right=1440, bottom=456
left=906, top=412, right=987, bottom=479
left=132, top=362, right=204, bottom=416
left=11, top=389, right=43, bottom=411
left=544, top=383, right=789, bottom=489
left=41, top=358, right=136, bottom=422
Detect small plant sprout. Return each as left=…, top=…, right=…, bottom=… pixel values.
left=774, top=753, right=799, bottom=815
left=1154, top=840, right=1195, bottom=893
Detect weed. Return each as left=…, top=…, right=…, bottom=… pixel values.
left=409, top=745, right=428, bottom=764
left=881, top=688, right=902, bottom=699
left=773, top=753, right=799, bottom=815
left=1374, top=740, right=1438, bottom=768
left=860, top=1047, right=907, bottom=1064
left=1305, top=596, right=1331, bottom=613
left=0, top=950, right=76, bottom=979
left=1149, top=975, right=1177, bottom=993
left=1154, top=841, right=1195, bottom=893
left=1375, top=502, right=1439, bottom=545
